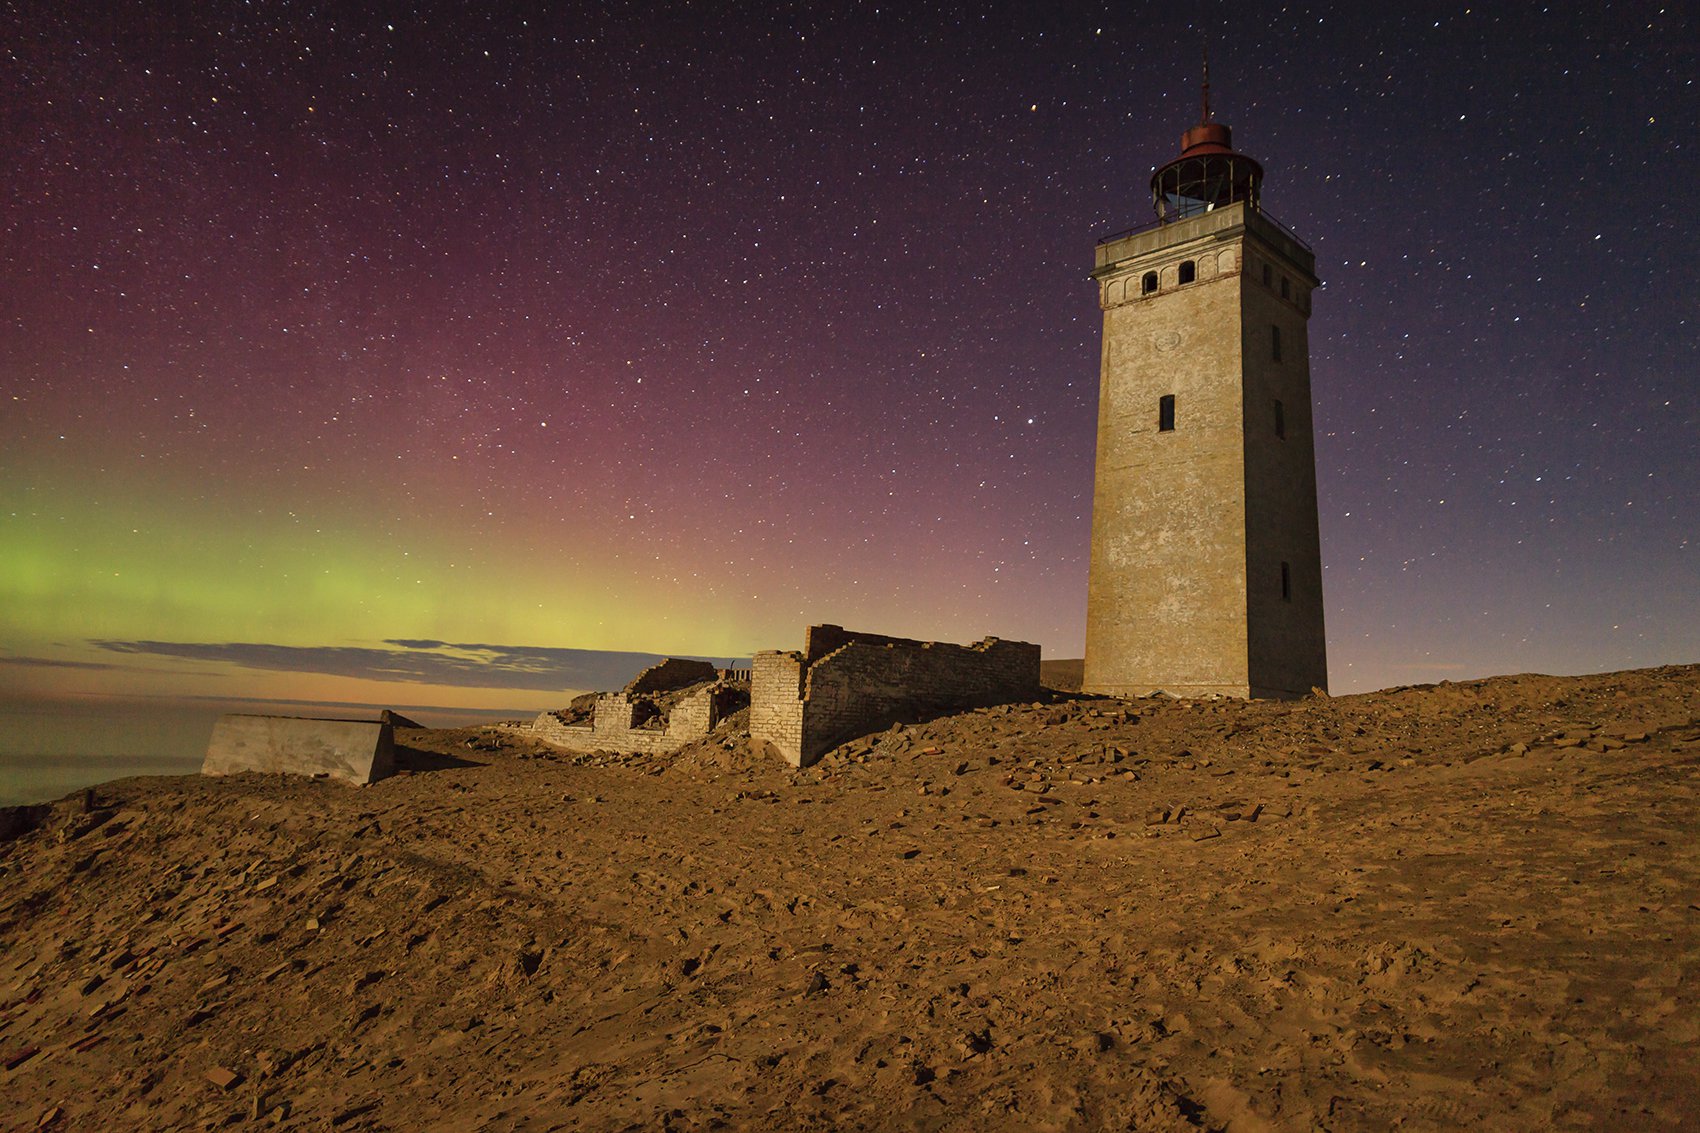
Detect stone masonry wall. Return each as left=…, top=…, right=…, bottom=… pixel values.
left=529, top=679, right=731, bottom=756
left=751, top=625, right=1041, bottom=767
left=801, top=625, right=931, bottom=665
left=750, top=652, right=807, bottom=759
left=625, top=657, right=718, bottom=695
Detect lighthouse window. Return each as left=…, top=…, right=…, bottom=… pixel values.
left=1271, top=324, right=1282, bottom=362
left=1158, top=394, right=1176, bottom=432
left=1274, top=398, right=1286, bottom=438
left=1178, top=260, right=1197, bottom=284
left=1141, top=271, right=1158, bottom=295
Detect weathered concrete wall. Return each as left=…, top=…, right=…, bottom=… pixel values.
left=1241, top=240, right=1329, bottom=696
left=1086, top=217, right=1249, bottom=697
left=751, top=625, right=1041, bottom=767
left=1084, top=202, right=1327, bottom=698
left=203, top=716, right=395, bottom=785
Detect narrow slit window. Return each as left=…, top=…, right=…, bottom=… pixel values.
left=1262, top=264, right=1272, bottom=287
left=1158, top=394, right=1176, bottom=432
left=1274, top=398, right=1286, bottom=438
left=1280, top=276, right=1291, bottom=300
left=1281, top=561, right=1292, bottom=602
left=1141, top=271, right=1158, bottom=294
left=1271, top=324, right=1282, bottom=361
left=1178, top=260, right=1196, bottom=284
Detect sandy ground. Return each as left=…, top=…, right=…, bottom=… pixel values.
left=2, top=664, right=1698, bottom=1131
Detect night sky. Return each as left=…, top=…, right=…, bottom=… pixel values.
left=3, top=2, right=1695, bottom=710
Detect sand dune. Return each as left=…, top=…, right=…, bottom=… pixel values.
left=2, top=665, right=1697, bottom=1130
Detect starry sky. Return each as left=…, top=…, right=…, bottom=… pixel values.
left=3, top=1, right=1695, bottom=711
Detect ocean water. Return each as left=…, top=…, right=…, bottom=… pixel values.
left=0, top=696, right=529, bottom=807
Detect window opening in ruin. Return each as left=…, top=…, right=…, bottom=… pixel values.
left=1178, top=260, right=1197, bottom=284
left=1281, top=561, right=1292, bottom=601
left=1274, top=398, right=1286, bottom=438
left=1142, top=271, right=1158, bottom=294
left=1158, top=394, right=1176, bottom=432
left=1271, top=324, right=1282, bottom=362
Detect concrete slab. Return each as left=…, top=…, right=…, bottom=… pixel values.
left=202, top=715, right=395, bottom=785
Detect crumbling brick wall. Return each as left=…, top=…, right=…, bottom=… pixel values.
left=750, top=652, right=807, bottom=759
left=751, top=625, right=1041, bottom=767
left=625, top=657, right=718, bottom=696
left=529, top=671, right=739, bottom=755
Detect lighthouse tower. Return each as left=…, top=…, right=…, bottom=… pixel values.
left=1083, top=92, right=1327, bottom=698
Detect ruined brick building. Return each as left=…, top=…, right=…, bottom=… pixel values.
left=523, top=627, right=1041, bottom=769
left=529, top=658, right=745, bottom=755
left=749, top=625, right=1041, bottom=767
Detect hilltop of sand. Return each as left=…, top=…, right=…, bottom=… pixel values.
left=2, top=664, right=1698, bottom=1130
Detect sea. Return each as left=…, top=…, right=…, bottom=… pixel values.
left=0, top=695, right=531, bottom=807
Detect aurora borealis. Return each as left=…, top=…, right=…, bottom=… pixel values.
left=3, top=3, right=1695, bottom=712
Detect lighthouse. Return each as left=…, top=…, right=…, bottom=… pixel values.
left=1083, top=94, right=1327, bottom=698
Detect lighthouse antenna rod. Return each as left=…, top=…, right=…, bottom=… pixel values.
left=1201, top=44, right=1212, bottom=125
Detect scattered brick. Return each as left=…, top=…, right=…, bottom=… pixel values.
left=205, top=1066, right=241, bottom=1090
left=4, top=1045, right=40, bottom=1071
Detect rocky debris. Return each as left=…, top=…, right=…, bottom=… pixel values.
left=4, top=1045, right=40, bottom=1071
left=0, top=805, right=51, bottom=843
left=204, top=1066, right=241, bottom=1090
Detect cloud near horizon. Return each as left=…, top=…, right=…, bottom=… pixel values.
left=90, top=639, right=743, bottom=692
left=0, top=655, right=122, bottom=671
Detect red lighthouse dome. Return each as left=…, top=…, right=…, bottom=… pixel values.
left=1149, top=72, right=1263, bottom=220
